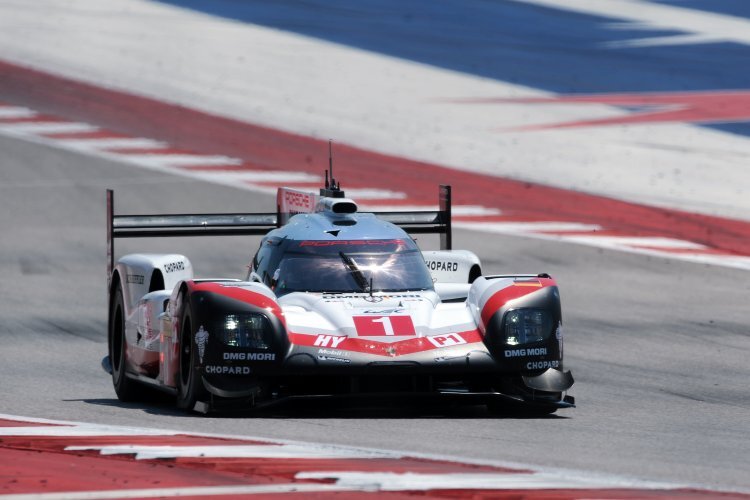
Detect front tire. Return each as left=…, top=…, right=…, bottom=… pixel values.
left=109, top=285, right=139, bottom=401
left=176, top=297, right=206, bottom=410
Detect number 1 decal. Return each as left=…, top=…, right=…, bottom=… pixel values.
left=352, top=315, right=416, bottom=336
left=372, top=317, right=395, bottom=335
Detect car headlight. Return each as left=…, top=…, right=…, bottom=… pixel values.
left=504, top=309, right=552, bottom=345
left=219, top=313, right=272, bottom=350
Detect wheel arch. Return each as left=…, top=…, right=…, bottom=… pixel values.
left=149, top=269, right=165, bottom=292
left=469, top=264, right=482, bottom=283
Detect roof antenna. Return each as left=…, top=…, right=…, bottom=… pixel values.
left=320, top=139, right=345, bottom=198
left=329, top=139, right=335, bottom=189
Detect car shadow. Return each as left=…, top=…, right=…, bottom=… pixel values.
left=70, top=396, right=568, bottom=420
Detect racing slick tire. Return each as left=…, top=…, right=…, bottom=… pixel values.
left=109, top=285, right=139, bottom=402
left=176, top=296, right=207, bottom=411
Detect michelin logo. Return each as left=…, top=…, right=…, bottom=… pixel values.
left=195, top=325, right=209, bottom=363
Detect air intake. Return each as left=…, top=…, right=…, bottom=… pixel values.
left=318, top=197, right=358, bottom=214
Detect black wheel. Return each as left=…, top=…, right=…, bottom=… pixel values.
left=109, top=284, right=139, bottom=401
left=176, top=297, right=206, bottom=410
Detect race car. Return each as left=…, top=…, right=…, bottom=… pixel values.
left=103, top=174, right=574, bottom=414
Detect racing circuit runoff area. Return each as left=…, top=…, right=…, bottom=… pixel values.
left=1, top=1, right=750, bottom=498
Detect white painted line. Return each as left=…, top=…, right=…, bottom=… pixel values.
left=604, top=33, right=728, bottom=49
left=0, top=425, right=179, bottom=437
left=335, top=188, right=406, bottom=200
left=564, top=235, right=707, bottom=250
left=191, top=170, right=321, bottom=183
left=603, top=21, right=667, bottom=32
left=359, top=204, right=502, bottom=216
left=0, top=483, right=350, bottom=500
left=0, top=121, right=98, bottom=135
left=56, top=137, right=168, bottom=151
left=457, top=221, right=602, bottom=233
left=66, top=443, right=401, bottom=460
left=452, top=205, right=502, bottom=216
left=297, top=471, right=683, bottom=491
left=0, top=106, right=36, bottom=119
left=512, top=0, right=750, bottom=47
left=116, top=154, right=242, bottom=168
left=622, top=249, right=750, bottom=271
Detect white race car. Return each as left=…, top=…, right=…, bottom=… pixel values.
left=104, top=174, right=574, bottom=414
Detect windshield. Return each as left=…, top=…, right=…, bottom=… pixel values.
left=272, top=240, right=434, bottom=295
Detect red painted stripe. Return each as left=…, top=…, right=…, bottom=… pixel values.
left=0, top=417, right=747, bottom=498
left=0, top=114, right=61, bottom=123
left=0, top=434, right=273, bottom=452
left=467, top=91, right=750, bottom=131
left=0, top=446, right=261, bottom=495
left=172, top=456, right=520, bottom=476
left=632, top=246, right=731, bottom=255
left=180, top=162, right=277, bottom=172
left=33, top=130, right=132, bottom=140
left=0, top=431, right=526, bottom=496
left=0, top=418, right=65, bottom=427
left=1, top=61, right=749, bottom=258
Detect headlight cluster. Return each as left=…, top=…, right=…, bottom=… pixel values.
left=219, top=314, right=272, bottom=350
left=504, top=309, right=552, bottom=345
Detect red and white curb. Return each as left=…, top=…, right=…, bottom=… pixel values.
left=2, top=100, right=750, bottom=271
left=1, top=413, right=746, bottom=499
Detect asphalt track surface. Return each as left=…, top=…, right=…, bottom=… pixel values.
left=1, top=133, right=749, bottom=491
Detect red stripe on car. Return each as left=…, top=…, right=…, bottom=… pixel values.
left=192, top=282, right=285, bottom=326
left=480, top=278, right=556, bottom=326
left=289, top=330, right=482, bottom=356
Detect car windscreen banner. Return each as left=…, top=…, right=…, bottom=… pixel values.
left=277, top=187, right=318, bottom=225
left=290, top=239, right=417, bottom=254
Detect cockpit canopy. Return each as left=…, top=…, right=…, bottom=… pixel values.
left=251, top=238, right=434, bottom=296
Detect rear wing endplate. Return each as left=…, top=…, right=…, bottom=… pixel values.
left=106, top=185, right=451, bottom=288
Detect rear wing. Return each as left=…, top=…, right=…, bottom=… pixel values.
left=372, top=185, right=452, bottom=250
left=107, top=185, right=451, bottom=287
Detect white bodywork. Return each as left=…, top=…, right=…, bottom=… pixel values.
left=115, top=248, right=483, bottom=387
left=423, top=250, right=481, bottom=284
left=280, top=290, right=477, bottom=340
left=115, top=253, right=193, bottom=314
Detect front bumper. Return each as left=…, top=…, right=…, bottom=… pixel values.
left=198, top=367, right=575, bottom=414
